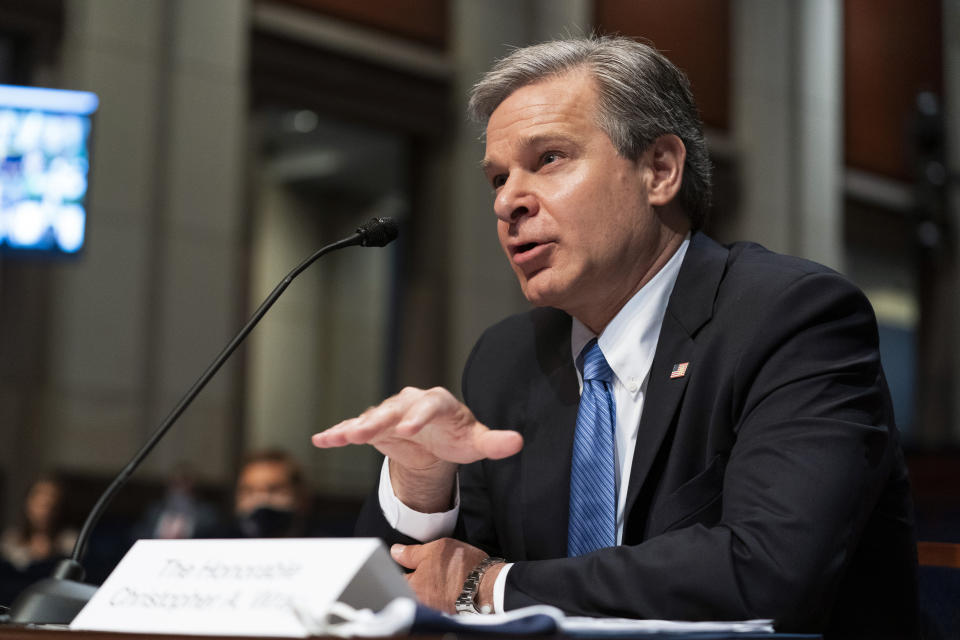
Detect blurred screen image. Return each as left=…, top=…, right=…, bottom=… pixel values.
left=0, top=84, right=98, bottom=255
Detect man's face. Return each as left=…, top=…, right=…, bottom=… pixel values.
left=26, top=480, right=61, bottom=531
left=235, top=461, right=299, bottom=516
left=483, top=71, right=671, bottom=327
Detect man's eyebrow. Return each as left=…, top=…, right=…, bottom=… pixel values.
left=517, top=132, right=573, bottom=150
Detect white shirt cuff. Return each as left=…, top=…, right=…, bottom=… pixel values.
left=492, top=562, right=511, bottom=613
left=378, top=457, right=459, bottom=542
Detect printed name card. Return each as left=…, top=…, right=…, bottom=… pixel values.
left=70, top=538, right=413, bottom=637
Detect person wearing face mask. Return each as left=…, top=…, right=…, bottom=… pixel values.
left=231, top=449, right=311, bottom=538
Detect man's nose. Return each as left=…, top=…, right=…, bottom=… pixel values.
left=494, top=174, right=539, bottom=223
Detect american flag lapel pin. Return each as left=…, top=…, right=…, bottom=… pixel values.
left=670, top=362, right=689, bottom=379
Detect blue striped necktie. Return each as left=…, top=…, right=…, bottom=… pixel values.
left=568, top=339, right=617, bottom=557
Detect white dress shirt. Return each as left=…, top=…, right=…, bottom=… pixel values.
left=379, top=234, right=690, bottom=612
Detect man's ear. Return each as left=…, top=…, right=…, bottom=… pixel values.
left=646, top=134, right=686, bottom=207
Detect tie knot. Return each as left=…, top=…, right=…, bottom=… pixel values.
left=580, top=340, right=613, bottom=383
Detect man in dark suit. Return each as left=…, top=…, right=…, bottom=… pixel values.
left=312, top=36, right=917, bottom=636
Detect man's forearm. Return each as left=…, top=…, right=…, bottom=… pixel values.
left=389, top=458, right=458, bottom=513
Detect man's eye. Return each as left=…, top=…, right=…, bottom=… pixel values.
left=541, top=152, right=561, bottom=165
left=492, top=175, right=507, bottom=189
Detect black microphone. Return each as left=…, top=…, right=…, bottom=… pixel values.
left=356, top=216, right=398, bottom=247
left=7, top=217, right=399, bottom=625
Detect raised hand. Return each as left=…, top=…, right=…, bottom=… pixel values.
left=312, top=386, right=523, bottom=511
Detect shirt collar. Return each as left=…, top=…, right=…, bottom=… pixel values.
left=571, top=233, right=690, bottom=394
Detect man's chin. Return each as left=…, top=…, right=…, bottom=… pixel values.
left=516, top=266, right=571, bottom=306
left=519, top=283, right=565, bottom=310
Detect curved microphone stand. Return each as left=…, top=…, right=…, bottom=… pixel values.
left=7, top=217, right=398, bottom=625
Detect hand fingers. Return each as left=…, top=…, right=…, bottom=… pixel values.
left=390, top=543, right=422, bottom=570
left=477, top=428, right=524, bottom=459
left=395, top=388, right=462, bottom=436
left=394, top=389, right=523, bottom=461
left=311, top=420, right=354, bottom=448
left=427, top=425, right=524, bottom=464
left=312, top=388, right=430, bottom=448
left=312, top=387, right=524, bottom=464
left=311, top=418, right=377, bottom=448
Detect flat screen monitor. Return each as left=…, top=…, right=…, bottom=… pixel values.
left=0, top=84, right=99, bottom=256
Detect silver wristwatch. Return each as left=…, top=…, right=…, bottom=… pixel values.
left=455, top=555, right=505, bottom=614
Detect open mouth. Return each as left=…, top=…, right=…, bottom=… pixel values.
left=511, top=241, right=553, bottom=269
left=515, top=242, right=538, bottom=255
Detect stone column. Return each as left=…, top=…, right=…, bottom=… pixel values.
left=43, top=0, right=249, bottom=483
left=731, top=0, right=843, bottom=270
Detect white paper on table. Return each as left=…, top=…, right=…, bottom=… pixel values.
left=559, top=616, right=775, bottom=635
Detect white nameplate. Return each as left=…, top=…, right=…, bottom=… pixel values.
left=70, top=538, right=413, bottom=637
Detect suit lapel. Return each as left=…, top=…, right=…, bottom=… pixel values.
left=623, top=233, right=729, bottom=531
left=519, top=310, right=580, bottom=560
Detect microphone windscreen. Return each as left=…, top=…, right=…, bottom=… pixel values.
left=357, top=217, right=399, bottom=247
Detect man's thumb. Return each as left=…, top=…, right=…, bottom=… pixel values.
left=390, top=543, right=421, bottom=569
left=479, top=429, right=524, bottom=460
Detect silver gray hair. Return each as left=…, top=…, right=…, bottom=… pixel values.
left=468, top=36, right=712, bottom=229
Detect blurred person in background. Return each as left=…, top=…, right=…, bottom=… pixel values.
left=133, top=463, right=222, bottom=540
left=0, top=475, right=76, bottom=572
left=1, top=474, right=78, bottom=604
left=231, top=449, right=313, bottom=538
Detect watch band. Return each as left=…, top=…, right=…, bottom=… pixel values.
left=455, top=555, right=505, bottom=614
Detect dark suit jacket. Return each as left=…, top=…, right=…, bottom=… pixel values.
left=357, top=233, right=918, bottom=637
